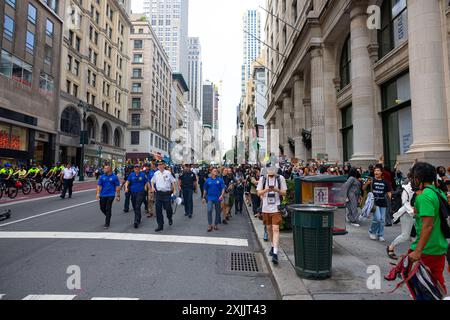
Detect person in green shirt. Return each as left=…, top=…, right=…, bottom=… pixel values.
left=0, top=163, right=14, bottom=188
left=409, top=162, right=448, bottom=293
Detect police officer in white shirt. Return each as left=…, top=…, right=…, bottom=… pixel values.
left=151, top=160, right=177, bottom=232
left=60, top=163, right=77, bottom=199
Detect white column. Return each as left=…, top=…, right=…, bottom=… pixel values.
left=407, top=0, right=450, bottom=153
left=310, top=47, right=326, bottom=159
left=275, top=104, right=283, bottom=157
left=323, top=45, right=339, bottom=161
left=282, top=92, right=294, bottom=159
left=293, top=74, right=306, bottom=160
left=350, top=4, right=376, bottom=164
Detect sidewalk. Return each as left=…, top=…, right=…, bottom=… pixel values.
left=245, top=203, right=450, bottom=300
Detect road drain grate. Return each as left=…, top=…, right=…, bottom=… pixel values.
left=229, top=252, right=259, bottom=273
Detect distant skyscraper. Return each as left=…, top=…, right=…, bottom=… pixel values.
left=202, top=81, right=214, bottom=128
left=188, top=37, right=202, bottom=115
left=242, top=9, right=261, bottom=95
left=143, top=0, right=189, bottom=79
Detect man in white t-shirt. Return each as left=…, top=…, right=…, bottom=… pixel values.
left=60, top=163, right=77, bottom=199
left=257, top=166, right=287, bottom=265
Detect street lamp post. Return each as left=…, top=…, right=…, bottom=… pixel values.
left=77, top=100, right=92, bottom=182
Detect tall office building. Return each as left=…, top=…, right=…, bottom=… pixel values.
left=241, top=9, right=261, bottom=95
left=187, top=37, right=202, bottom=115
left=143, top=0, right=189, bottom=80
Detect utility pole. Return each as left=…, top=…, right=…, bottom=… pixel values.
left=77, top=100, right=92, bottom=182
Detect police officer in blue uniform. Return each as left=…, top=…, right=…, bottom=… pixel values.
left=125, top=164, right=149, bottom=229
left=179, top=164, right=198, bottom=218
left=96, top=165, right=121, bottom=229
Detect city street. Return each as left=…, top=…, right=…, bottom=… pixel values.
left=0, top=190, right=277, bottom=300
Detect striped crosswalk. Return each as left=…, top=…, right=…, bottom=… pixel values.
left=1, top=294, right=140, bottom=300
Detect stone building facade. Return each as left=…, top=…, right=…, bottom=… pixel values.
left=265, top=0, right=450, bottom=170
left=58, top=0, right=131, bottom=168
left=126, top=14, right=172, bottom=161
left=0, top=0, right=63, bottom=166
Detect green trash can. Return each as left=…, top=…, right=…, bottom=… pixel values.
left=288, top=204, right=336, bottom=280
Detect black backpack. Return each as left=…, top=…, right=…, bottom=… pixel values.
left=426, top=187, right=450, bottom=239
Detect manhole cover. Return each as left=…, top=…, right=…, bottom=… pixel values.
left=228, top=252, right=260, bottom=273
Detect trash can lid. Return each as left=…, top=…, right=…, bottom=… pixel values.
left=287, top=204, right=337, bottom=212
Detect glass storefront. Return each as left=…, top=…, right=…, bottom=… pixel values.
left=0, top=122, right=28, bottom=151
left=381, top=72, right=412, bottom=168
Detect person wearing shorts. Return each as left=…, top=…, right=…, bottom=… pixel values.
left=257, top=166, right=287, bottom=265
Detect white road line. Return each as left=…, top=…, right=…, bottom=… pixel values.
left=0, top=189, right=97, bottom=208
left=0, top=231, right=249, bottom=247
left=0, top=200, right=97, bottom=227
left=91, top=297, right=139, bottom=300
left=22, top=295, right=76, bottom=300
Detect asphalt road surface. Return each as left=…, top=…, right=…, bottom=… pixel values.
left=0, top=188, right=278, bottom=300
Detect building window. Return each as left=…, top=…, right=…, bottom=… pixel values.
left=379, top=0, right=408, bottom=58
left=340, top=35, right=351, bottom=89
left=39, top=72, right=54, bottom=95
left=133, top=54, right=143, bottom=63
left=46, top=0, right=58, bottom=13
left=46, top=19, right=54, bottom=37
left=5, top=0, right=15, bottom=8
left=44, top=45, right=52, bottom=64
left=381, top=72, right=412, bottom=168
left=132, top=83, right=142, bottom=93
left=0, top=50, right=33, bottom=87
left=131, top=131, right=140, bottom=145
left=60, top=107, right=81, bottom=135
left=28, top=4, right=37, bottom=24
left=101, top=124, right=110, bottom=144
left=114, top=129, right=121, bottom=147
left=73, top=60, right=80, bottom=76
left=132, top=68, right=142, bottom=78
left=134, top=40, right=143, bottom=49
left=341, top=105, right=353, bottom=162
left=131, top=114, right=141, bottom=126
left=25, top=31, right=35, bottom=54
left=132, top=98, right=141, bottom=109
left=75, top=36, right=81, bottom=51
left=0, top=123, right=28, bottom=151
left=3, top=15, right=14, bottom=41
left=72, top=83, right=78, bottom=97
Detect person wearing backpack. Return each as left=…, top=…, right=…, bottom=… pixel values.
left=387, top=174, right=415, bottom=260
left=408, top=162, right=449, bottom=294
left=257, top=166, right=287, bottom=265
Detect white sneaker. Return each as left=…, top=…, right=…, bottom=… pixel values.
left=351, top=223, right=360, bottom=227
left=379, top=237, right=386, bottom=242
left=369, top=233, right=378, bottom=240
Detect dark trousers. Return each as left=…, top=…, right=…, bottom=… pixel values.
left=61, top=179, right=73, bottom=198
left=182, top=188, right=194, bottom=216
left=131, top=191, right=145, bottom=224
left=100, top=196, right=114, bottom=226
left=235, top=192, right=244, bottom=213
left=251, top=193, right=261, bottom=215
left=155, top=192, right=173, bottom=227
left=199, top=183, right=205, bottom=198
left=124, top=191, right=131, bottom=211
left=144, top=192, right=149, bottom=211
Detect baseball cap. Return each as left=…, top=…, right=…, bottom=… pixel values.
left=156, top=160, right=166, bottom=166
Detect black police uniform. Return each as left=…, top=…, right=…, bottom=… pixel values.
left=179, top=171, right=197, bottom=217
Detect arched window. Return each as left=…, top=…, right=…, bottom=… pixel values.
left=379, top=0, right=408, bottom=58
left=101, top=123, right=110, bottom=144
left=86, top=117, right=96, bottom=140
left=113, top=129, right=121, bottom=147
left=60, top=107, right=81, bottom=135
left=340, top=35, right=351, bottom=89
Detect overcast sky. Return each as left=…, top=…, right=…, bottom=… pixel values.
left=131, top=0, right=266, bottom=153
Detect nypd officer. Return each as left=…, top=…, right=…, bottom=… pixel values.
left=179, top=164, right=198, bottom=218
left=125, top=164, right=149, bottom=229
left=151, top=160, right=177, bottom=232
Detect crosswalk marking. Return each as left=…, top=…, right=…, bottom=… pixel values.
left=0, top=231, right=249, bottom=247
left=22, top=295, right=76, bottom=300
left=91, top=297, right=139, bottom=300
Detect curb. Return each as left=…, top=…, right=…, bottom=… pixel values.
left=244, top=202, right=313, bottom=300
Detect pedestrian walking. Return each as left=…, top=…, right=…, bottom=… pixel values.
left=364, top=164, right=392, bottom=242
left=179, top=164, right=198, bottom=218
left=122, top=162, right=134, bottom=213
left=342, top=168, right=362, bottom=227
left=203, top=168, right=225, bottom=232
left=96, top=166, right=121, bottom=229
left=198, top=167, right=208, bottom=198
left=151, top=160, right=177, bottom=232
left=408, top=162, right=449, bottom=295
left=146, top=162, right=157, bottom=218
left=234, top=175, right=245, bottom=214
left=124, top=164, right=149, bottom=229
left=257, top=166, right=287, bottom=265
left=60, top=164, right=76, bottom=199
left=387, top=178, right=415, bottom=260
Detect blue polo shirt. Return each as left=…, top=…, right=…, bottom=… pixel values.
left=98, top=173, right=120, bottom=197
left=127, top=172, right=148, bottom=193
left=204, top=177, right=225, bottom=202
